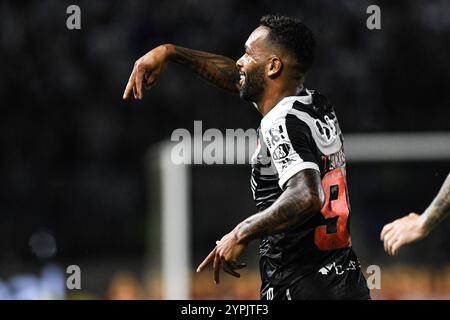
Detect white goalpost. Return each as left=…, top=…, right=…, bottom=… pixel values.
left=159, top=143, right=191, bottom=299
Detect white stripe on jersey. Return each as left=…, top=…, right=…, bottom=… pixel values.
left=288, top=108, right=342, bottom=156
left=286, top=288, right=292, bottom=300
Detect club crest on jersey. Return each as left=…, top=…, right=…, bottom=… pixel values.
left=272, top=143, right=290, bottom=160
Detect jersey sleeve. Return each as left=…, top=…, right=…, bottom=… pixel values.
left=261, top=113, right=320, bottom=189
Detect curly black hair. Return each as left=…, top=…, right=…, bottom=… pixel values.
left=260, top=15, right=316, bottom=75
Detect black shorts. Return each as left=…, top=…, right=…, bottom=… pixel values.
left=260, top=268, right=371, bottom=300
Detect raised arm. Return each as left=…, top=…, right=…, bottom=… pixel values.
left=381, top=173, right=450, bottom=255
left=123, top=44, right=240, bottom=100
left=197, top=169, right=324, bottom=283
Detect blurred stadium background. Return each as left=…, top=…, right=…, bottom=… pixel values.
left=0, top=0, right=449, bottom=299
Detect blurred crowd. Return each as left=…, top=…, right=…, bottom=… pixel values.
left=2, top=265, right=449, bottom=300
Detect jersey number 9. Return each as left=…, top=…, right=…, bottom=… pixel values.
left=314, top=167, right=352, bottom=250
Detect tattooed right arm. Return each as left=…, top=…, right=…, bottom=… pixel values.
left=166, top=45, right=240, bottom=93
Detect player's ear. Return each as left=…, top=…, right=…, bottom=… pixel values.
left=267, top=56, right=282, bottom=78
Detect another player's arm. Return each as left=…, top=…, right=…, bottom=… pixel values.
left=123, top=44, right=239, bottom=100
left=381, top=173, right=450, bottom=255
left=421, top=173, right=450, bottom=231
left=233, top=169, right=324, bottom=242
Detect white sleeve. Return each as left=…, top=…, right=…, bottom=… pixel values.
left=261, top=118, right=320, bottom=190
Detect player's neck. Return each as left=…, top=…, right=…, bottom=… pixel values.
left=257, top=83, right=304, bottom=117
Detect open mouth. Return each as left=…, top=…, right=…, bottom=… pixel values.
left=239, top=72, right=245, bottom=86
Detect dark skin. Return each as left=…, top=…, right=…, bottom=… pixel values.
left=123, top=26, right=325, bottom=284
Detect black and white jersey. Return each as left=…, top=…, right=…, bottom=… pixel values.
left=250, top=89, right=370, bottom=300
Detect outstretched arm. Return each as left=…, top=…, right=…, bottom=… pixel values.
left=197, top=169, right=324, bottom=283
left=170, top=46, right=240, bottom=93
left=381, top=173, right=450, bottom=255
left=123, top=44, right=239, bottom=100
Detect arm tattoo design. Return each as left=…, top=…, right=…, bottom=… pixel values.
left=171, top=46, right=240, bottom=93
left=422, top=173, right=450, bottom=232
left=234, top=169, right=324, bottom=243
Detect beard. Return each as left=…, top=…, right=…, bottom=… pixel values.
left=239, top=64, right=266, bottom=103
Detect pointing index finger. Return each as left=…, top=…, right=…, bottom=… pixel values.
left=197, top=247, right=216, bottom=272
left=135, top=66, right=145, bottom=100
left=123, top=69, right=136, bottom=100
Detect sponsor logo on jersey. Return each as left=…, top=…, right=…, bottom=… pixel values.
left=318, top=259, right=360, bottom=276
